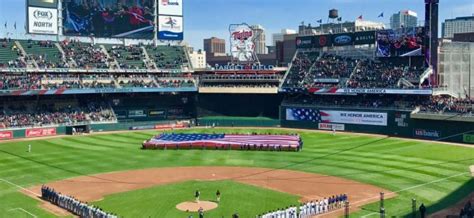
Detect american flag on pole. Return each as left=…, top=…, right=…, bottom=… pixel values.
left=145, top=133, right=301, bottom=147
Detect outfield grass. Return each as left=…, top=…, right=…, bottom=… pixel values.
left=0, top=128, right=473, bottom=217
left=93, top=180, right=299, bottom=217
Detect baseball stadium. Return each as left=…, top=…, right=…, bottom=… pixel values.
left=0, top=0, right=473, bottom=217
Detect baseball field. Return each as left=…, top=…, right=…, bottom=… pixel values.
left=0, top=127, right=473, bottom=217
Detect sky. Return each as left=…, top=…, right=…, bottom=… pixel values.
left=1, top=0, right=473, bottom=51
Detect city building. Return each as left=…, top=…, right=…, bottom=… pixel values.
left=203, top=37, right=226, bottom=56
left=275, top=33, right=298, bottom=65
left=453, top=32, right=474, bottom=42
left=188, top=49, right=207, bottom=69
left=251, top=25, right=267, bottom=54
left=438, top=41, right=474, bottom=98
left=442, top=16, right=474, bottom=39
left=272, top=29, right=297, bottom=46
left=390, top=10, right=418, bottom=29
left=298, top=20, right=385, bottom=36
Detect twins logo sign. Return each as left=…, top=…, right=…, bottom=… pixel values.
left=229, top=23, right=256, bottom=62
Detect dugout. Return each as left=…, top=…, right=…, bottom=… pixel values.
left=66, top=125, right=91, bottom=135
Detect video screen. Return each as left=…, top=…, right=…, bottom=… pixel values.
left=62, top=0, right=154, bottom=39
left=376, top=27, right=425, bottom=57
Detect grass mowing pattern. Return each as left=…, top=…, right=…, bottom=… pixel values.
left=0, top=128, right=472, bottom=217
left=92, top=180, right=299, bottom=217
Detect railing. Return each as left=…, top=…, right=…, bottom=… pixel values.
left=0, top=67, right=194, bottom=74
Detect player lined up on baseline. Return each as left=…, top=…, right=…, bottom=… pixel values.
left=41, top=185, right=117, bottom=218
left=258, top=194, right=348, bottom=218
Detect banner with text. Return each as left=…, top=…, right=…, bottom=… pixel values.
left=26, top=127, right=57, bottom=138
left=0, top=131, right=13, bottom=140
left=286, top=108, right=387, bottom=126
left=28, top=7, right=58, bottom=35
left=318, top=123, right=345, bottom=131
left=158, top=0, right=183, bottom=16
left=158, top=15, right=184, bottom=40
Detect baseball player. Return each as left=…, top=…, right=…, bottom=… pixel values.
left=198, top=207, right=204, bottom=218
left=216, top=190, right=221, bottom=202
left=195, top=190, right=200, bottom=202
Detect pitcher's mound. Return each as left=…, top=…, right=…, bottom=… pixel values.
left=176, top=201, right=218, bottom=212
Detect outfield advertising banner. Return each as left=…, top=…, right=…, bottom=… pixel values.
left=318, top=123, right=345, bottom=131
left=331, top=33, right=354, bottom=46
left=463, top=134, right=474, bottom=144
left=158, top=15, right=184, bottom=40
left=296, top=32, right=375, bottom=49
left=158, top=0, right=183, bottom=16
left=295, top=36, right=314, bottom=49
left=306, top=87, right=433, bottom=95
left=0, top=131, right=13, bottom=140
left=28, top=7, right=58, bottom=34
left=26, top=128, right=57, bottom=138
left=354, top=31, right=376, bottom=45
left=286, top=108, right=388, bottom=126
left=414, top=129, right=441, bottom=139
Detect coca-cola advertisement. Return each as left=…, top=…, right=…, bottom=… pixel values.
left=229, top=23, right=257, bottom=62
left=26, top=128, right=57, bottom=138
left=0, top=131, right=13, bottom=140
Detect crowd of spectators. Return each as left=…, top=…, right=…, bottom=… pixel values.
left=459, top=201, right=473, bottom=218
left=23, top=40, right=68, bottom=69
left=156, top=78, right=195, bottom=88
left=347, top=60, right=405, bottom=88
left=0, top=38, right=26, bottom=68
left=61, top=40, right=110, bottom=69
left=116, top=75, right=157, bottom=88
left=418, top=96, right=473, bottom=115
left=283, top=51, right=318, bottom=88
left=2, top=39, right=191, bottom=70
left=310, top=54, right=357, bottom=79
left=0, top=100, right=116, bottom=129
left=0, top=74, right=196, bottom=90
left=283, top=51, right=428, bottom=90
left=283, top=94, right=473, bottom=116
left=108, top=45, right=146, bottom=69
left=41, top=186, right=117, bottom=218
left=283, top=94, right=420, bottom=110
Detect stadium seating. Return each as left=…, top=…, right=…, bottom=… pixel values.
left=0, top=38, right=23, bottom=68
left=0, top=98, right=116, bottom=129
left=19, top=40, right=65, bottom=69
left=60, top=41, right=110, bottom=69
left=282, top=51, right=319, bottom=89
left=106, top=45, right=146, bottom=70
left=282, top=50, right=431, bottom=90
left=146, top=45, right=188, bottom=70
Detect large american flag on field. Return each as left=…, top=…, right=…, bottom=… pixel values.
left=286, top=108, right=330, bottom=123
left=147, top=133, right=301, bottom=147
